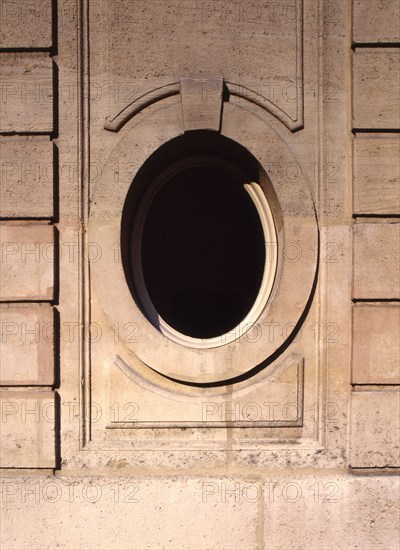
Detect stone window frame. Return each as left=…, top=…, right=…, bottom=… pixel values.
left=89, top=96, right=318, bottom=385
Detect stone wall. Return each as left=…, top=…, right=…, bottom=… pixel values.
left=0, top=1, right=399, bottom=549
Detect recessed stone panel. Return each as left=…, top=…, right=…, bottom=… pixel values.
left=0, top=224, right=54, bottom=301
left=352, top=304, right=400, bottom=385
left=353, top=137, right=400, bottom=215
left=0, top=53, right=53, bottom=133
left=353, top=222, right=400, bottom=299
left=102, top=0, right=303, bottom=128
left=0, top=0, right=52, bottom=49
left=353, top=0, right=400, bottom=43
left=350, top=391, right=400, bottom=468
left=0, top=390, right=55, bottom=468
left=353, top=49, right=400, bottom=129
left=0, top=304, right=54, bottom=386
left=0, top=138, right=53, bottom=218
left=109, top=355, right=303, bottom=428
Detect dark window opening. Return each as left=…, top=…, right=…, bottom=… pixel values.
left=141, top=163, right=265, bottom=338
left=122, top=131, right=267, bottom=340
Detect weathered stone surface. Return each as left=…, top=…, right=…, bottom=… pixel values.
left=0, top=138, right=53, bottom=218
left=353, top=0, right=400, bottom=43
left=353, top=49, right=400, bottom=129
left=350, top=390, right=400, bottom=468
left=0, top=224, right=54, bottom=301
left=353, top=222, right=400, bottom=299
left=0, top=474, right=399, bottom=550
left=0, top=476, right=257, bottom=548
left=0, top=0, right=52, bottom=49
left=263, top=473, right=400, bottom=549
left=352, top=304, right=400, bottom=384
left=0, top=53, right=53, bottom=133
left=353, top=137, right=400, bottom=215
left=0, top=304, right=54, bottom=385
left=0, top=391, right=55, bottom=468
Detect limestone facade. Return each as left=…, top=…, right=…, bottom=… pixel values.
left=0, top=1, right=399, bottom=548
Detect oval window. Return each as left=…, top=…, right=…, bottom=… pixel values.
left=122, top=134, right=277, bottom=348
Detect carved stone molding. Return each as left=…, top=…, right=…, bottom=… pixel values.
left=104, top=77, right=304, bottom=133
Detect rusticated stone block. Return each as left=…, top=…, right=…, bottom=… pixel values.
left=353, top=0, right=400, bottom=43
left=0, top=53, right=53, bottom=133
left=0, top=138, right=53, bottom=218
left=0, top=224, right=54, bottom=301
left=353, top=49, right=400, bottom=129
left=0, top=390, right=55, bottom=468
left=353, top=137, right=400, bottom=215
left=353, top=222, right=400, bottom=299
left=350, top=391, right=400, bottom=468
left=352, top=304, right=400, bottom=384
left=0, top=304, right=54, bottom=386
left=0, top=0, right=52, bottom=49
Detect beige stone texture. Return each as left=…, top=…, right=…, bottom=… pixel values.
left=0, top=474, right=398, bottom=550
left=0, top=476, right=259, bottom=550
left=0, top=224, right=54, bottom=301
left=0, top=0, right=52, bottom=49
left=263, top=473, right=400, bottom=549
left=353, top=49, right=400, bottom=129
left=353, top=221, right=400, bottom=299
left=353, top=0, right=400, bottom=43
left=350, top=390, right=400, bottom=468
left=0, top=391, right=55, bottom=468
left=353, top=137, right=400, bottom=215
left=0, top=137, right=54, bottom=218
left=0, top=53, right=53, bottom=133
left=0, top=304, right=54, bottom=386
left=352, top=304, right=400, bottom=385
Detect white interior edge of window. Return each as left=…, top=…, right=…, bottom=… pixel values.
left=141, top=181, right=278, bottom=349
